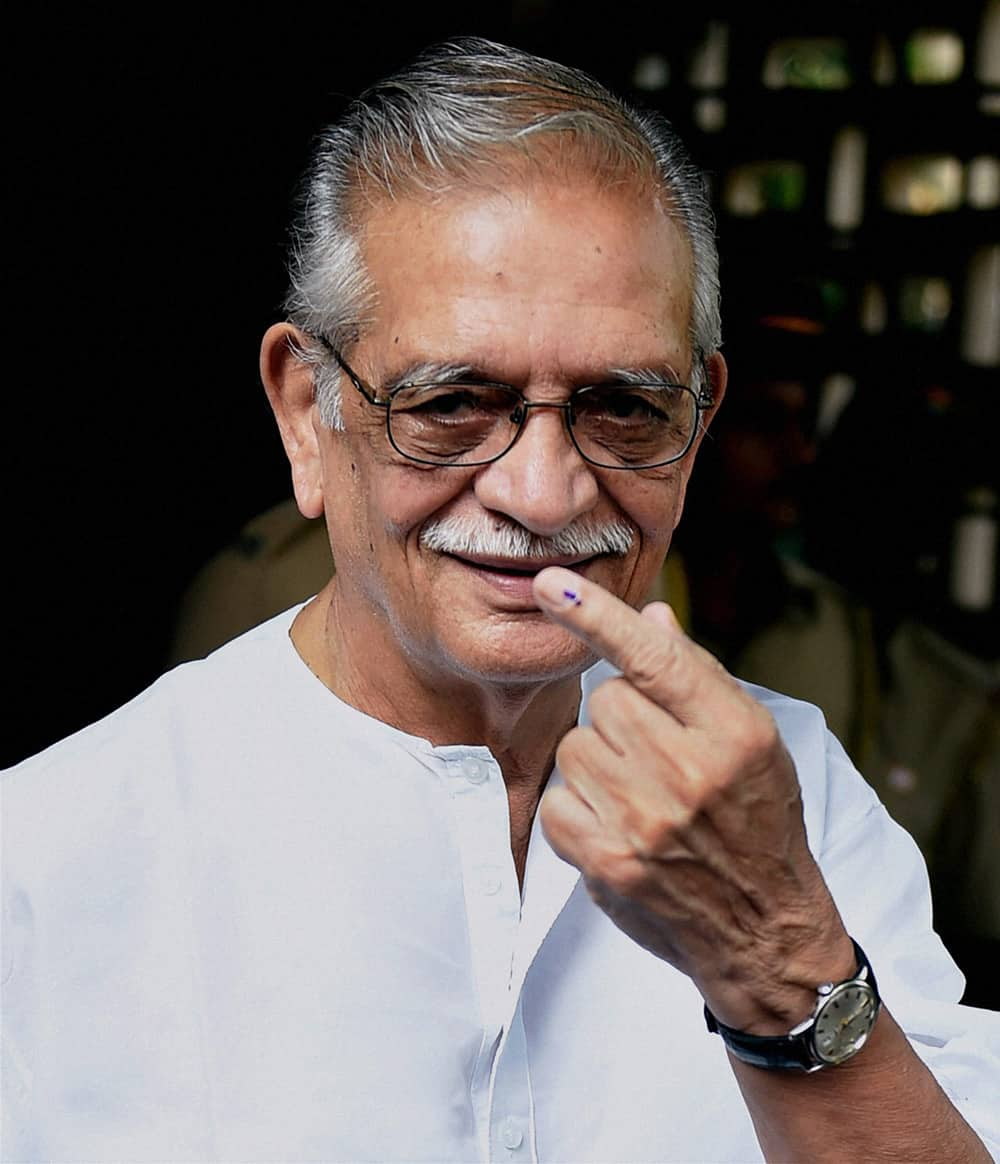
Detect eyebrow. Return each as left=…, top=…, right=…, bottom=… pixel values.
left=609, top=366, right=689, bottom=387
left=383, top=362, right=690, bottom=392
left=383, top=361, right=477, bottom=392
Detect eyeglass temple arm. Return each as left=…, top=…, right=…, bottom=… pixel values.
left=310, top=334, right=385, bottom=408
left=695, top=352, right=716, bottom=409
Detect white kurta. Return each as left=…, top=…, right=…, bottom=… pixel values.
left=2, top=606, right=998, bottom=1162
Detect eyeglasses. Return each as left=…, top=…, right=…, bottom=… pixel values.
left=320, top=342, right=712, bottom=471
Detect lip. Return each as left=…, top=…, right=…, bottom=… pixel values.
left=444, top=552, right=598, bottom=606
left=450, top=552, right=594, bottom=573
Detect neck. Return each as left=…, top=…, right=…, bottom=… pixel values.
left=291, top=578, right=584, bottom=803
left=292, top=579, right=584, bottom=889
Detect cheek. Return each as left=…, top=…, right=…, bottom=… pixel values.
left=346, top=458, right=472, bottom=559
left=609, top=471, right=688, bottom=543
left=319, top=442, right=388, bottom=567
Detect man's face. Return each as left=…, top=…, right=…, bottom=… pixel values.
left=312, top=175, right=715, bottom=688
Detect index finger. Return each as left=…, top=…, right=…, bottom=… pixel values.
left=533, top=565, right=742, bottom=725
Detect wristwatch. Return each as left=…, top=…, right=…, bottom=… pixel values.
left=704, top=938, right=881, bottom=1072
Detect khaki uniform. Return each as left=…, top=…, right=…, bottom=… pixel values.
left=168, top=499, right=334, bottom=667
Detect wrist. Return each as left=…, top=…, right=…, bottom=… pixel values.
left=705, top=937, right=882, bottom=1072
left=700, top=931, right=857, bottom=1035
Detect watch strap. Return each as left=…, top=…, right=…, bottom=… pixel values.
left=704, top=1007, right=818, bottom=1070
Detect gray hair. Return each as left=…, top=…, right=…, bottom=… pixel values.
left=283, top=37, right=721, bottom=429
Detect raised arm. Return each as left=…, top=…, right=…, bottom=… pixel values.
left=533, top=565, right=993, bottom=1163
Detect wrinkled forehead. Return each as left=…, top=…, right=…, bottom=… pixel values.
left=349, top=157, right=695, bottom=347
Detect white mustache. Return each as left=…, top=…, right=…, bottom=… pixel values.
left=419, top=514, right=634, bottom=559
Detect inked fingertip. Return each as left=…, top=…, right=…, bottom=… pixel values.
left=534, top=566, right=586, bottom=611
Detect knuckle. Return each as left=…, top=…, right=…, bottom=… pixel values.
left=586, top=844, right=619, bottom=886
left=586, top=677, right=632, bottom=720
left=623, top=632, right=676, bottom=691
left=605, top=866, right=643, bottom=900
left=589, top=848, right=643, bottom=898
left=586, top=680, right=617, bottom=719
left=538, top=784, right=570, bottom=830
left=730, top=703, right=781, bottom=757
left=624, top=808, right=681, bottom=860
left=555, top=725, right=591, bottom=772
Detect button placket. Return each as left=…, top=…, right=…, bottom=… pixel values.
left=455, top=766, right=520, bottom=1027
left=480, top=866, right=504, bottom=896
left=501, top=1116, right=524, bottom=1150
left=434, top=746, right=524, bottom=1157
left=488, top=998, right=536, bottom=1162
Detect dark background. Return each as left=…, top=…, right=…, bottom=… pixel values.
left=7, top=1, right=997, bottom=818
left=7, top=5, right=635, bottom=765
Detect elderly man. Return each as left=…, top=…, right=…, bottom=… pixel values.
left=2, top=38, right=997, bottom=1163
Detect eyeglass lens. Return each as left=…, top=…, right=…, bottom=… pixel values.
left=387, top=381, right=698, bottom=468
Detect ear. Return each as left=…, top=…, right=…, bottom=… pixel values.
left=700, top=350, right=728, bottom=429
left=260, top=323, right=326, bottom=520
left=671, top=350, right=728, bottom=530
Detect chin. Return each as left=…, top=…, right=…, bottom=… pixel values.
left=438, top=620, right=598, bottom=687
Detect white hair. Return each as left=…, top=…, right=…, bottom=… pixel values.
left=419, top=513, right=634, bottom=560
left=283, top=37, right=722, bottom=429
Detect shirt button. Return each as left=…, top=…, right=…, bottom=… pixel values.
left=481, top=869, right=503, bottom=896
left=501, top=1116, right=524, bottom=1150
left=465, top=759, right=490, bottom=784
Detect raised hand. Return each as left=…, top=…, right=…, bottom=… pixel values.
left=533, top=566, right=856, bottom=1034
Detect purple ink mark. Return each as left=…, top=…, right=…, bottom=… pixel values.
left=563, top=589, right=581, bottom=606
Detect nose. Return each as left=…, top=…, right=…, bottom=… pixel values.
left=471, top=403, right=600, bottom=537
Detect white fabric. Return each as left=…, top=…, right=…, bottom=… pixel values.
left=2, top=605, right=998, bottom=1163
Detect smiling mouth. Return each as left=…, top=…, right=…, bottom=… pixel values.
left=449, top=554, right=595, bottom=576
left=468, top=562, right=542, bottom=577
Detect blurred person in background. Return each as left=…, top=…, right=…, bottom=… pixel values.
left=666, top=276, right=1000, bottom=1008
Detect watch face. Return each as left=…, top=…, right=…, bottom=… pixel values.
left=813, top=981, right=879, bottom=1065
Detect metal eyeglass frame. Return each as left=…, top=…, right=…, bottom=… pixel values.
left=317, top=337, right=714, bottom=471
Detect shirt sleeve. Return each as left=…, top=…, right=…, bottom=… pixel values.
left=816, top=726, right=1000, bottom=1159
